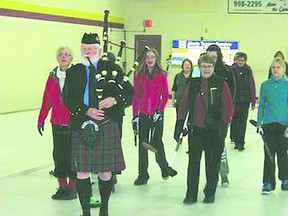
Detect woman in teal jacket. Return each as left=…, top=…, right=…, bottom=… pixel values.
left=257, top=57, right=288, bottom=195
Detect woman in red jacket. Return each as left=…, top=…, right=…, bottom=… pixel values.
left=37, top=46, right=76, bottom=200
left=133, top=49, right=177, bottom=186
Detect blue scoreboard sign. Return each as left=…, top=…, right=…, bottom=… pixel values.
left=171, top=40, right=239, bottom=66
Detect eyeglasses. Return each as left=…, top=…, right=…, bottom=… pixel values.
left=58, top=52, right=72, bottom=58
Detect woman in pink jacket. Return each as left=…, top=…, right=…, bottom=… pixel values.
left=37, top=46, right=76, bottom=200
left=133, top=49, right=177, bottom=186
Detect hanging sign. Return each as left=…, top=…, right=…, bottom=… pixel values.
left=228, top=0, right=288, bottom=14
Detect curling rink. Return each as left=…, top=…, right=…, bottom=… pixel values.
left=1, top=106, right=288, bottom=216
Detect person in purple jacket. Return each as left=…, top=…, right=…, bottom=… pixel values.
left=132, top=49, right=177, bottom=186
left=230, top=52, right=257, bottom=151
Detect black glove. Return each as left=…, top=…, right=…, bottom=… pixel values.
left=174, top=120, right=184, bottom=142
left=153, top=110, right=163, bottom=122
left=132, top=116, right=139, bottom=135
left=37, top=123, right=44, bottom=136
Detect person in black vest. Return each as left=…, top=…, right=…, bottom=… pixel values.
left=64, top=33, right=133, bottom=216
left=172, top=58, right=193, bottom=141
left=206, top=44, right=236, bottom=187
left=231, top=52, right=257, bottom=150
left=175, top=54, right=234, bottom=204
left=268, top=51, right=288, bottom=79
left=171, top=58, right=194, bottom=112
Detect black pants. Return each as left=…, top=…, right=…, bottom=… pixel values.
left=173, top=106, right=180, bottom=140
left=186, top=127, right=224, bottom=200
left=52, top=125, right=76, bottom=178
left=230, top=102, right=250, bottom=147
left=138, top=114, right=169, bottom=178
left=262, top=123, right=288, bottom=186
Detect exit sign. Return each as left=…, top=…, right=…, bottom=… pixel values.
left=143, top=20, right=152, bottom=28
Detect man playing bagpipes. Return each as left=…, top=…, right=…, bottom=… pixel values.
left=63, top=31, right=133, bottom=216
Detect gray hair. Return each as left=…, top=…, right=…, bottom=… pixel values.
left=198, top=54, right=216, bottom=67
left=56, top=46, right=74, bottom=59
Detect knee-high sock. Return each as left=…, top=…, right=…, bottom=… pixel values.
left=76, top=178, right=91, bottom=216
left=58, top=178, right=67, bottom=188
left=68, top=178, right=76, bottom=191
left=98, top=177, right=113, bottom=215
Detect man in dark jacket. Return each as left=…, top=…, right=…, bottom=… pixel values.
left=64, top=33, right=133, bottom=216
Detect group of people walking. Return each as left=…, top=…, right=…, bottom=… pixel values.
left=37, top=32, right=288, bottom=216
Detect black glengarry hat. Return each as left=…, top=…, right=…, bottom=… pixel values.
left=81, top=33, right=100, bottom=44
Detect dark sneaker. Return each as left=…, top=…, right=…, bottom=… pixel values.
left=162, top=167, right=177, bottom=180
left=62, top=188, right=77, bottom=200
left=281, top=180, right=288, bottom=191
left=203, top=196, right=215, bottom=204
left=221, top=176, right=229, bottom=187
left=238, top=145, right=245, bottom=151
left=234, top=145, right=239, bottom=150
left=262, top=183, right=273, bottom=195
left=134, top=176, right=149, bottom=186
left=51, top=187, right=66, bottom=200
left=90, top=196, right=101, bottom=208
left=183, top=197, right=197, bottom=205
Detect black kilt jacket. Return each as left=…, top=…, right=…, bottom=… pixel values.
left=64, top=59, right=133, bottom=130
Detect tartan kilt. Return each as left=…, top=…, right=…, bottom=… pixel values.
left=71, top=121, right=125, bottom=173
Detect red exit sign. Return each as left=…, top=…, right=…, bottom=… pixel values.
left=143, top=20, right=152, bottom=28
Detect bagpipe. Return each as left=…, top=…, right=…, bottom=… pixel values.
left=87, top=10, right=149, bottom=122
left=80, top=10, right=151, bottom=146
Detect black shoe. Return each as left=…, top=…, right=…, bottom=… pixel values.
left=238, top=146, right=245, bottom=151
left=134, top=176, right=149, bottom=186
left=203, top=196, right=215, bottom=204
left=234, top=145, right=239, bottom=150
left=162, top=167, right=177, bottom=180
left=51, top=187, right=66, bottom=200
left=183, top=197, right=197, bottom=205
left=62, top=188, right=77, bottom=200
left=262, top=183, right=274, bottom=195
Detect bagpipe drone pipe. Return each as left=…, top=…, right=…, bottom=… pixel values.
left=87, top=10, right=150, bottom=123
